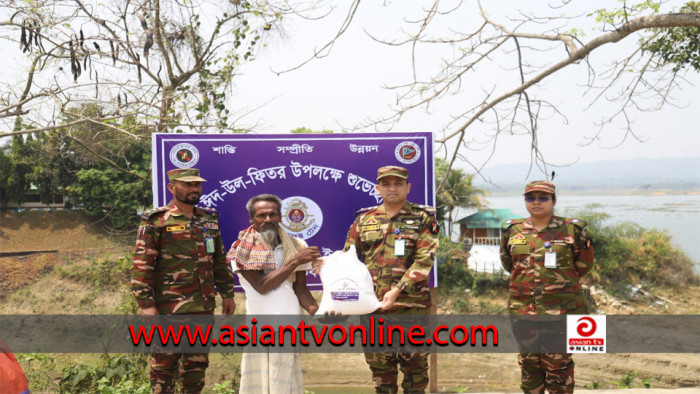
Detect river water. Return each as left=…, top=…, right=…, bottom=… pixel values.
left=452, top=194, right=700, bottom=271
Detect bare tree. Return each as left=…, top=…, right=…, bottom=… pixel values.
left=281, top=0, right=700, bottom=189
left=0, top=0, right=326, bottom=168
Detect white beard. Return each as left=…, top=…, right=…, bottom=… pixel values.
left=260, top=228, right=280, bottom=248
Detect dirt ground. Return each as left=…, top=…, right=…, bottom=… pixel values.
left=0, top=210, right=128, bottom=298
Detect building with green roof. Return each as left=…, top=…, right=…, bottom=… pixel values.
left=455, top=209, right=523, bottom=245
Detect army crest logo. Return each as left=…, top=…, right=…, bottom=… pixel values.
left=394, top=141, right=421, bottom=164
left=280, top=196, right=323, bottom=240
left=169, top=143, right=199, bottom=168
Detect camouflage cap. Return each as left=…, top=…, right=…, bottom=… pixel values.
left=377, top=165, right=409, bottom=181
left=167, top=168, right=207, bottom=182
left=524, top=180, right=555, bottom=194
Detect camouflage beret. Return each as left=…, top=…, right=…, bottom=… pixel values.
left=377, top=165, right=408, bottom=181
left=167, top=168, right=207, bottom=182
left=524, top=180, right=555, bottom=194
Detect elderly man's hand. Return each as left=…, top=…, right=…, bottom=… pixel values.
left=311, top=257, right=325, bottom=275
left=293, top=246, right=322, bottom=266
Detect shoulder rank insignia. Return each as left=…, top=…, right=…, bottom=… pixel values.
left=502, top=218, right=524, bottom=229
left=354, top=205, right=377, bottom=217
left=430, top=221, right=439, bottom=235
left=199, top=206, right=219, bottom=216
left=566, top=218, right=587, bottom=229
left=141, top=206, right=168, bottom=220
left=416, top=204, right=437, bottom=216
left=508, top=233, right=527, bottom=245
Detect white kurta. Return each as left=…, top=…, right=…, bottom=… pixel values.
left=234, top=242, right=311, bottom=394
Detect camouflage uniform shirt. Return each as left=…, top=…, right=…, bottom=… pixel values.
left=131, top=201, right=235, bottom=314
left=500, top=215, right=594, bottom=314
left=344, top=202, right=439, bottom=309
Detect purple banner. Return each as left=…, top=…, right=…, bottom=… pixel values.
left=152, top=133, right=436, bottom=290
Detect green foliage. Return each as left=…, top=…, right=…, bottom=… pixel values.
left=435, top=158, right=486, bottom=236
left=57, top=105, right=153, bottom=229
left=585, top=379, right=602, bottom=389
left=590, top=0, right=661, bottom=24
left=289, top=127, right=334, bottom=133
left=471, top=273, right=507, bottom=296
left=59, top=354, right=149, bottom=393
left=1, top=105, right=152, bottom=229
left=567, top=204, right=697, bottom=287
left=212, top=379, right=237, bottom=394
left=437, top=236, right=474, bottom=292
left=70, top=166, right=151, bottom=229
left=57, top=253, right=133, bottom=290
left=3, top=121, right=33, bottom=205
left=0, top=145, right=13, bottom=206
left=18, top=353, right=59, bottom=392
left=641, top=2, right=700, bottom=72
left=610, top=369, right=639, bottom=388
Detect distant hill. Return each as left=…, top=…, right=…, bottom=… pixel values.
left=473, top=157, right=700, bottom=194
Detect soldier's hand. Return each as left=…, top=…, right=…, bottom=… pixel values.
left=139, top=306, right=158, bottom=315
left=311, top=257, right=325, bottom=275
left=221, top=297, right=236, bottom=315
left=379, top=288, right=401, bottom=311
left=293, top=247, right=322, bottom=266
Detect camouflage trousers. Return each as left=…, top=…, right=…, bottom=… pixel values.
left=150, top=352, right=209, bottom=394
left=150, top=311, right=213, bottom=394
left=364, top=307, right=429, bottom=393
left=509, top=290, right=588, bottom=393
left=518, top=353, right=574, bottom=393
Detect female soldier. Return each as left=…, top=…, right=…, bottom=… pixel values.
left=500, top=180, right=594, bottom=393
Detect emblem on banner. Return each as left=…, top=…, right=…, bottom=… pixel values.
left=280, top=196, right=323, bottom=240
left=394, top=141, right=421, bottom=164
left=169, top=143, right=200, bottom=168
left=566, top=315, right=606, bottom=353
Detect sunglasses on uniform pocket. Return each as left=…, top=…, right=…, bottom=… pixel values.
left=524, top=195, right=551, bottom=203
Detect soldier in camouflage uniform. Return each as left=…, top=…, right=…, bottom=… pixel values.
left=500, top=180, right=594, bottom=393
left=131, top=168, right=236, bottom=394
left=343, top=165, right=439, bottom=393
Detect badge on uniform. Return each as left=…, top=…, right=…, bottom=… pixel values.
left=508, top=233, right=527, bottom=245
left=205, top=237, right=215, bottom=253
left=203, top=223, right=219, bottom=231
left=544, top=252, right=557, bottom=268
left=394, top=239, right=406, bottom=256
left=364, top=217, right=378, bottom=225
left=166, top=225, right=186, bottom=232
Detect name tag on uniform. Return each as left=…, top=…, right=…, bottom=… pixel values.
left=394, top=239, right=405, bottom=256
left=544, top=252, right=557, bottom=268
left=362, top=224, right=380, bottom=231
left=205, top=237, right=215, bottom=253
left=166, top=225, right=186, bottom=231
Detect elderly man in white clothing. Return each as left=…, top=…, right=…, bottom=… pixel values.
left=227, top=194, right=320, bottom=393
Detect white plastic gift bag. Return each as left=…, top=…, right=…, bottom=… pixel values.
left=315, top=245, right=382, bottom=316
